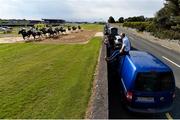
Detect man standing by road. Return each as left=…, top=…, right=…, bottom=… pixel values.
left=105, top=33, right=131, bottom=61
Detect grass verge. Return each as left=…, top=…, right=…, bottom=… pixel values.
left=81, top=24, right=103, bottom=32
left=0, top=37, right=101, bottom=119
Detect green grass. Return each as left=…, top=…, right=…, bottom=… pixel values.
left=0, top=37, right=101, bottom=118
left=81, top=24, right=103, bottom=31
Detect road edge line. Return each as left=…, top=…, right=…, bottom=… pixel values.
left=162, top=56, right=180, bottom=68
left=161, top=45, right=172, bottom=50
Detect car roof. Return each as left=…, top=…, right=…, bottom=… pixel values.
left=109, top=27, right=118, bottom=30
left=128, top=51, right=171, bottom=72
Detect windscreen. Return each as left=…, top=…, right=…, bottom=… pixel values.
left=111, top=28, right=118, bottom=35
left=135, top=72, right=174, bottom=92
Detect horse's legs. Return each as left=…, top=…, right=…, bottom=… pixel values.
left=45, top=33, right=47, bottom=38
left=28, top=35, right=30, bottom=40
left=33, top=35, right=36, bottom=40
left=22, top=34, right=25, bottom=40
left=39, top=34, right=41, bottom=39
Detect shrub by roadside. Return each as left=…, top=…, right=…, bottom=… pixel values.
left=122, top=22, right=180, bottom=40
left=123, top=22, right=149, bottom=32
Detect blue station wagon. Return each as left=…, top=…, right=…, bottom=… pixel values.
left=118, top=51, right=176, bottom=113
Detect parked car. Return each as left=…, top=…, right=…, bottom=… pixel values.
left=104, top=24, right=109, bottom=35
left=114, top=35, right=122, bottom=49
left=108, top=27, right=118, bottom=36
left=0, top=26, right=12, bottom=33
left=118, top=51, right=176, bottom=113
left=106, top=27, right=121, bottom=50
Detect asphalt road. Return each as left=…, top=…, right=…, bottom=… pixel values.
left=108, top=25, right=180, bottom=119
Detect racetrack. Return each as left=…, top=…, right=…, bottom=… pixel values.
left=0, top=30, right=96, bottom=44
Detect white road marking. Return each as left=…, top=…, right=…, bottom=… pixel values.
left=162, top=56, right=180, bottom=68
left=161, top=45, right=172, bottom=50
left=165, top=113, right=173, bottom=120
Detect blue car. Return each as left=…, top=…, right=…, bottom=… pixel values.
left=118, top=51, right=175, bottom=113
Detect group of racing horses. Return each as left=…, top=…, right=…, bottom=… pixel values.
left=18, top=26, right=81, bottom=40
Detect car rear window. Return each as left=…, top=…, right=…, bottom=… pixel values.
left=135, top=72, right=174, bottom=92
left=111, top=28, right=118, bottom=35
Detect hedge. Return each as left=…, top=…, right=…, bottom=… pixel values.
left=123, top=22, right=180, bottom=40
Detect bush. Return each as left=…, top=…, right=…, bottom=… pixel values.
left=152, top=29, right=180, bottom=40
left=145, top=22, right=156, bottom=32
left=123, top=22, right=150, bottom=32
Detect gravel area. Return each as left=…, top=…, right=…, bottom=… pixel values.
left=85, top=41, right=108, bottom=119
left=0, top=30, right=96, bottom=44
left=0, top=37, right=24, bottom=43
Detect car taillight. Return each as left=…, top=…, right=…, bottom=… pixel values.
left=126, top=91, right=133, bottom=102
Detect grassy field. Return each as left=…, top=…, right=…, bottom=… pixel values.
left=81, top=24, right=103, bottom=31
left=0, top=37, right=101, bottom=118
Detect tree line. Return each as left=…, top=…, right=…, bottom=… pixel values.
left=108, top=15, right=150, bottom=23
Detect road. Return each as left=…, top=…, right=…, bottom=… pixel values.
left=108, top=25, right=180, bottom=119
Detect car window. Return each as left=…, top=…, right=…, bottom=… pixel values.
left=111, top=28, right=118, bottom=35
left=135, top=72, right=174, bottom=92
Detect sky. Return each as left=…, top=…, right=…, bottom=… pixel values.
left=0, top=0, right=164, bottom=22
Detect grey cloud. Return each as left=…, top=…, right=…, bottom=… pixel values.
left=0, top=0, right=164, bottom=21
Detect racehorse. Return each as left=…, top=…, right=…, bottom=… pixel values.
left=47, top=27, right=58, bottom=37
left=78, top=25, right=81, bottom=30
left=72, top=26, right=77, bottom=31
left=18, top=29, right=31, bottom=40
left=40, top=28, right=48, bottom=37
left=59, top=27, right=66, bottom=33
left=68, top=26, right=71, bottom=31
left=54, top=27, right=59, bottom=34
left=28, top=29, right=43, bottom=39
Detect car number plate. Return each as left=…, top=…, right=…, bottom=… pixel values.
left=136, top=97, right=154, bottom=102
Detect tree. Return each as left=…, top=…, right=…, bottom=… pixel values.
left=108, top=16, right=116, bottom=23
left=154, top=7, right=171, bottom=28
left=165, top=0, right=180, bottom=16
left=155, top=0, right=180, bottom=29
left=118, top=17, right=124, bottom=23
left=124, top=16, right=145, bottom=22
left=145, top=17, right=154, bottom=22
